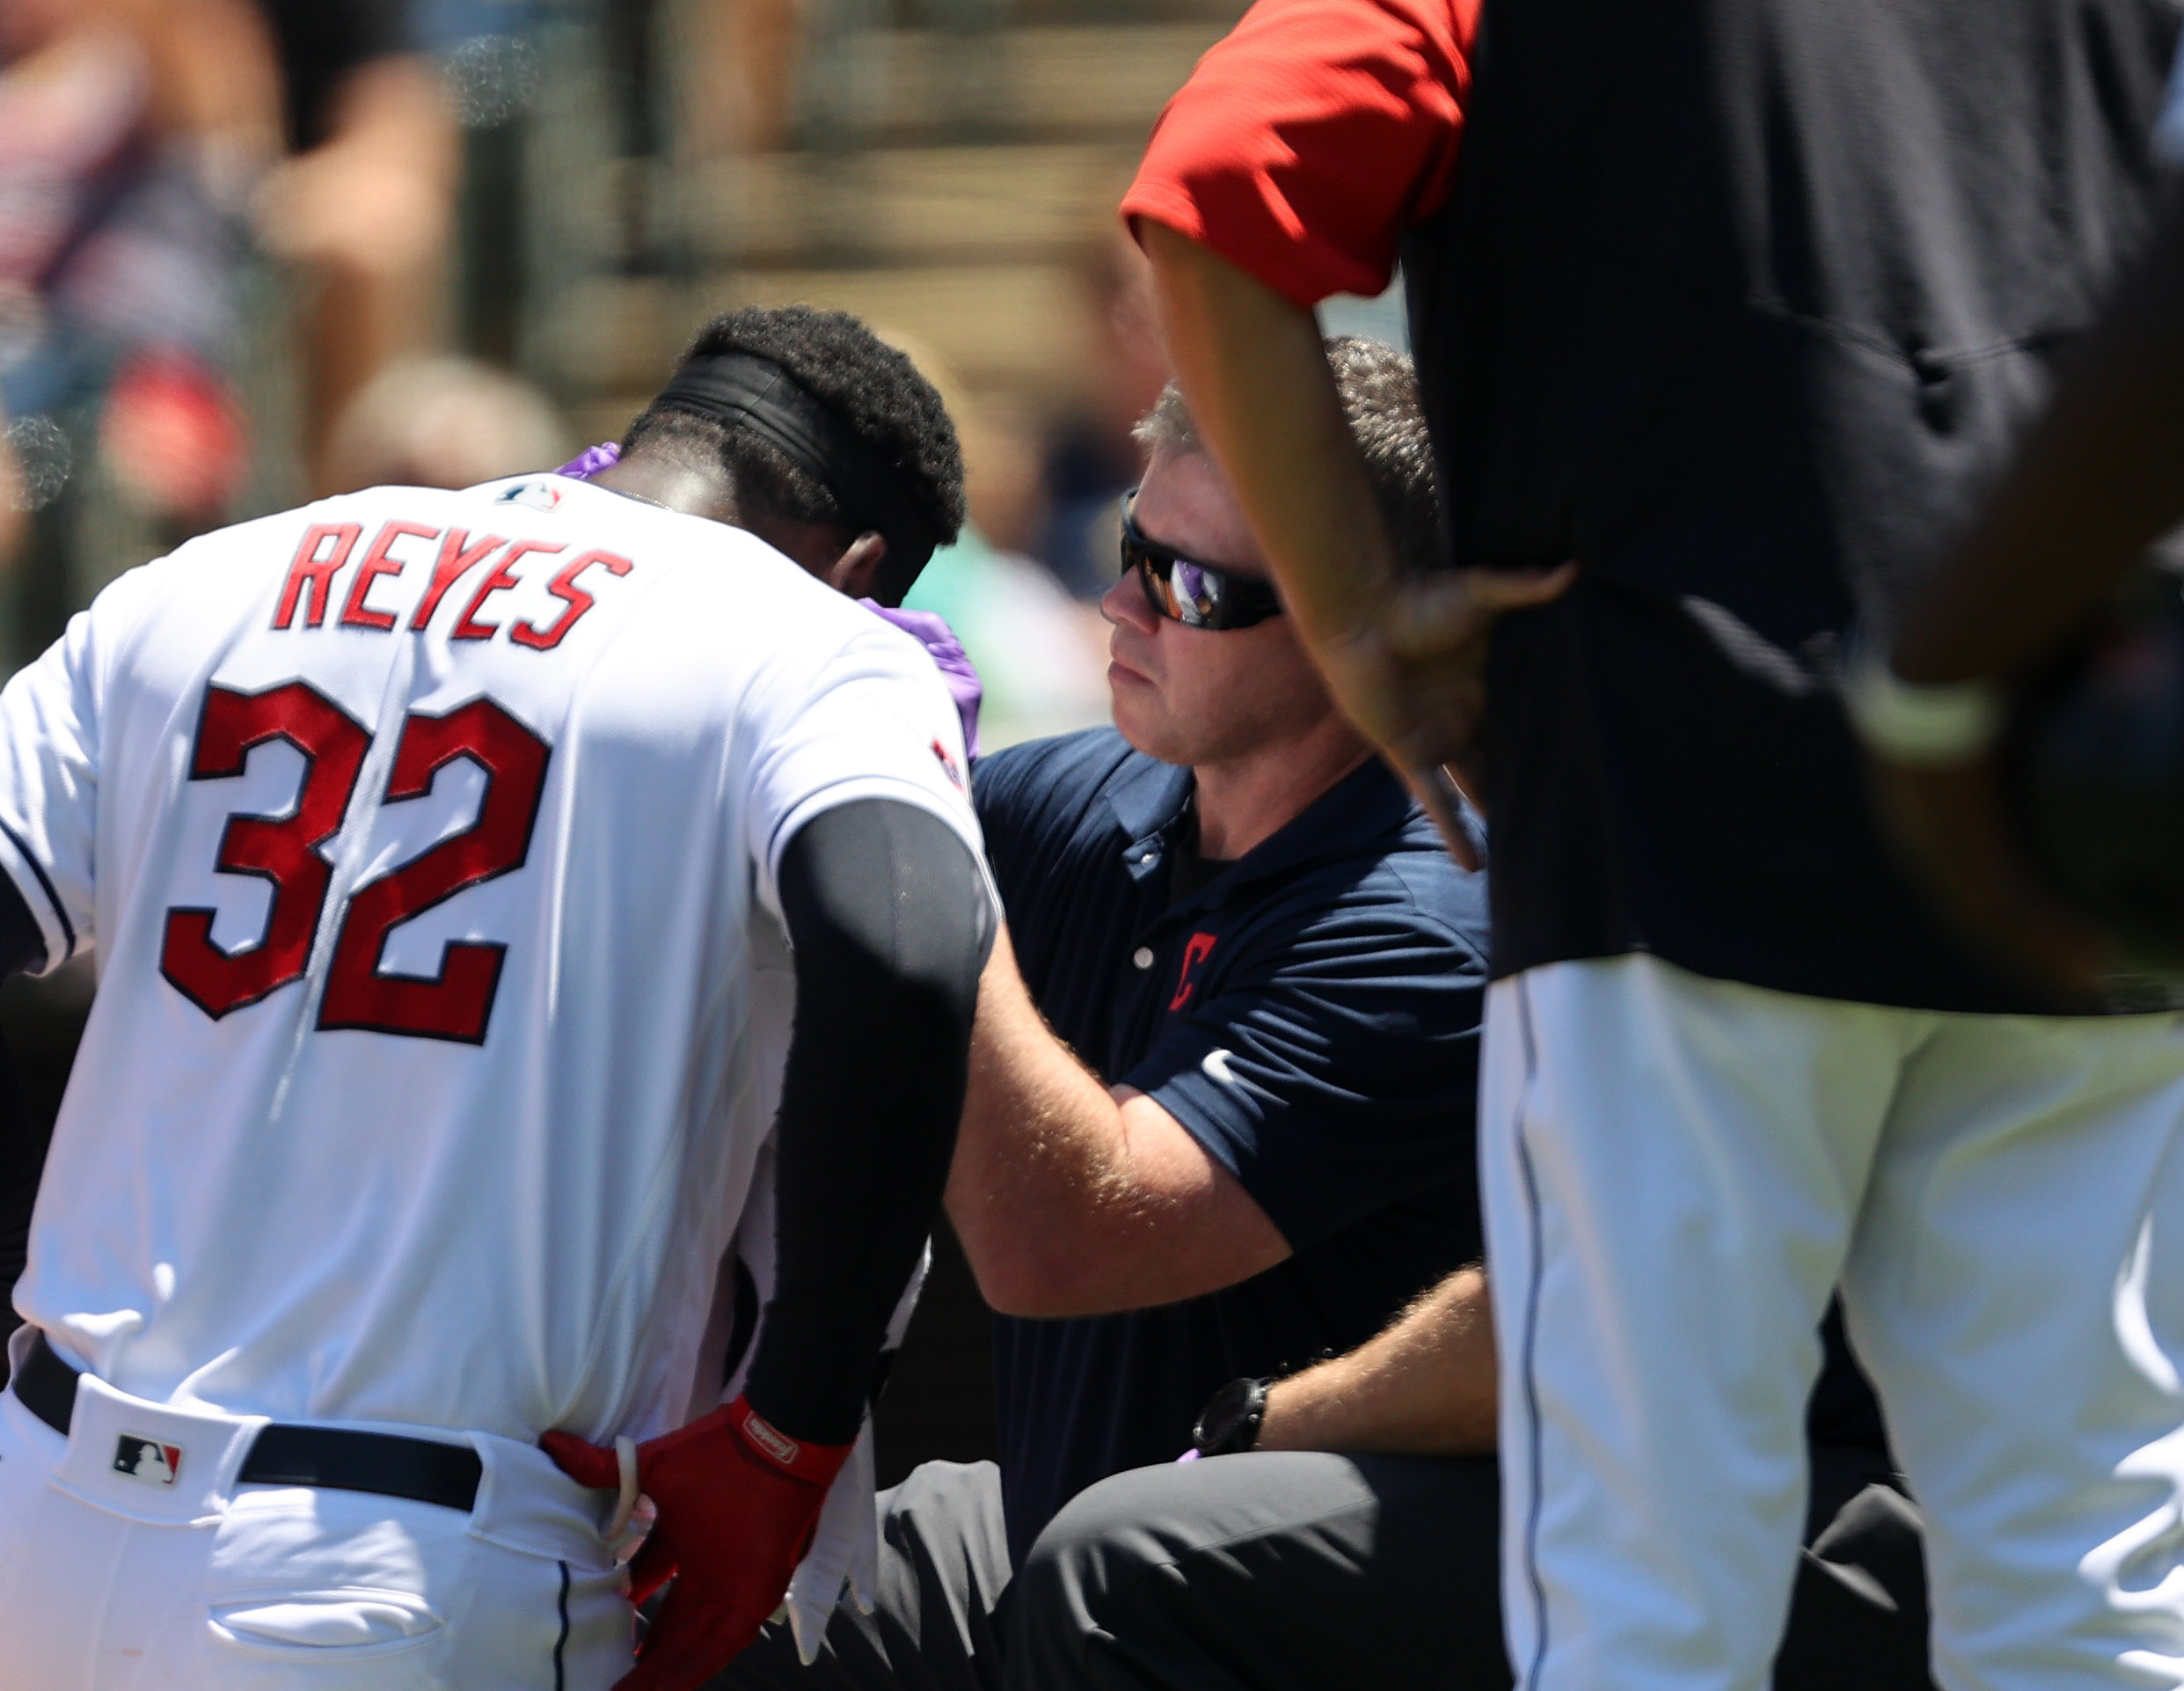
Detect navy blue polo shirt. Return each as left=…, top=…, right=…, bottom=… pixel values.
left=974, top=728, right=1488, bottom=1560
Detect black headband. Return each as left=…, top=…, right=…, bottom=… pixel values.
left=654, top=351, right=942, bottom=598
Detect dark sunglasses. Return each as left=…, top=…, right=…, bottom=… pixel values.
left=1119, top=491, right=1283, bottom=632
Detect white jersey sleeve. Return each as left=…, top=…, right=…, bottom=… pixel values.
left=741, top=614, right=985, bottom=919
left=0, top=567, right=159, bottom=972
left=0, top=476, right=990, bottom=1447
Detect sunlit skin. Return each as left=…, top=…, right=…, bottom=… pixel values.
left=1100, top=444, right=1370, bottom=860
left=945, top=441, right=1375, bottom=1319
left=1137, top=220, right=1571, bottom=868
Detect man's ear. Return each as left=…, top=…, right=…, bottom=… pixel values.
left=823, top=531, right=890, bottom=603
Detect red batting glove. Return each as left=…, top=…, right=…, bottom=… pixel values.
left=543, top=1395, right=854, bottom=1691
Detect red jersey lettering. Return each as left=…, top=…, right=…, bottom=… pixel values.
left=453, top=539, right=565, bottom=642
left=160, top=683, right=373, bottom=1018
left=410, top=530, right=507, bottom=632
left=341, top=522, right=441, bottom=633
left=511, top=549, right=635, bottom=651
left=271, top=523, right=362, bottom=631
left=318, top=699, right=552, bottom=1043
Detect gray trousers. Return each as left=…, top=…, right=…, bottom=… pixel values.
left=714, top=1446, right=1932, bottom=1691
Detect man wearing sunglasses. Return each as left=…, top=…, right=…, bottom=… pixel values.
left=1118, top=487, right=1284, bottom=632
left=719, top=339, right=1931, bottom=1691
left=716, top=337, right=1487, bottom=1689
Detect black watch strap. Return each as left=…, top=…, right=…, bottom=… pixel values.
left=1191, top=1376, right=1271, bottom=1458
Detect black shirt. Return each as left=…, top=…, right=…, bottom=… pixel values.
left=975, top=730, right=1490, bottom=1559
left=1405, top=0, right=2180, bottom=1011
left=1164, top=810, right=1231, bottom=906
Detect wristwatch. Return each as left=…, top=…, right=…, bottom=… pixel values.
left=1191, top=1376, right=1271, bottom=1458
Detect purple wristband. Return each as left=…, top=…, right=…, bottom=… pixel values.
left=557, top=442, right=623, bottom=479
left=555, top=444, right=980, bottom=754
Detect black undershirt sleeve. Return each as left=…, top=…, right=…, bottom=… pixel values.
left=0, top=871, right=50, bottom=1382
left=743, top=798, right=990, bottom=1446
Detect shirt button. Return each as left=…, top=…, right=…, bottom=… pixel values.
left=1132, top=947, right=1155, bottom=970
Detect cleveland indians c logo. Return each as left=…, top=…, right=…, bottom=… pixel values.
left=1170, top=933, right=1217, bottom=1011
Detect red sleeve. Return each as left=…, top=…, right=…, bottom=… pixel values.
left=1121, top=0, right=1478, bottom=309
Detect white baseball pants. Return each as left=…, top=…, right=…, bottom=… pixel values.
left=0, top=1340, right=633, bottom=1690
left=1481, top=955, right=2184, bottom=1691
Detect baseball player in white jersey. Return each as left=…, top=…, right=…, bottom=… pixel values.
left=0, top=305, right=995, bottom=1691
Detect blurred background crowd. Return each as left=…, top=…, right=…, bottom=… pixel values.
left=0, top=0, right=1418, bottom=737
left=0, top=0, right=1414, bottom=1482
left=0, top=0, right=1190, bottom=740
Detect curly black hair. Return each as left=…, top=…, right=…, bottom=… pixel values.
left=624, top=305, right=967, bottom=558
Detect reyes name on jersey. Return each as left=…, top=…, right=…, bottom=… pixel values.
left=0, top=474, right=982, bottom=1445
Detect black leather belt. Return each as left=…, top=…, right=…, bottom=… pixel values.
left=14, top=1331, right=482, bottom=1512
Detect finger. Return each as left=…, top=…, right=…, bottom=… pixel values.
left=1911, top=774, right=2107, bottom=980
left=1869, top=758, right=2112, bottom=1000
left=1944, top=847, right=2111, bottom=999
left=1463, top=559, right=1579, bottom=609
left=1388, top=707, right=1488, bottom=791
left=1377, top=575, right=1483, bottom=655
left=1400, top=763, right=1481, bottom=872
left=541, top=1431, right=622, bottom=1490
left=1382, top=562, right=1578, bottom=658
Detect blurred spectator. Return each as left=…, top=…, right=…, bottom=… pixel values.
left=0, top=0, right=272, bottom=649
left=1034, top=225, right=1170, bottom=601
left=954, top=389, right=1044, bottom=560
left=98, top=347, right=250, bottom=523
left=320, top=352, right=567, bottom=492
left=0, top=0, right=263, bottom=463
left=676, top=0, right=802, bottom=158
left=247, top=0, right=460, bottom=492
left=877, top=329, right=1107, bottom=749
left=1024, top=231, right=1409, bottom=611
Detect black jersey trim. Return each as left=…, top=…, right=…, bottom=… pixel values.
left=552, top=1560, right=572, bottom=1690
left=1513, top=980, right=1551, bottom=1691
left=0, top=819, right=72, bottom=965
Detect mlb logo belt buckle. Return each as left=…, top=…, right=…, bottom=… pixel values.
left=113, top=1431, right=184, bottom=1487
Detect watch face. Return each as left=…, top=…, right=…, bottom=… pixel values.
left=1194, top=1377, right=1265, bottom=1454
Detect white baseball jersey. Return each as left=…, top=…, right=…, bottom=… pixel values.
left=0, top=473, right=983, bottom=1446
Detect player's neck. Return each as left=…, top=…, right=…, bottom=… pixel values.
left=591, top=454, right=742, bottom=525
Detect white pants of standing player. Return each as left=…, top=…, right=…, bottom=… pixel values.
left=1480, top=955, right=2184, bottom=1691
left=0, top=1336, right=633, bottom=1691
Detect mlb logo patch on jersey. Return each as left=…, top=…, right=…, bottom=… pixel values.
left=113, top=1433, right=183, bottom=1487
left=493, top=479, right=563, bottom=512
left=931, top=738, right=964, bottom=791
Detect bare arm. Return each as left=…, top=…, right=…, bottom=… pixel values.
left=1256, top=1264, right=1495, bottom=1455
left=128, top=0, right=284, bottom=165
left=256, top=55, right=459, bottom=491
left=1139, top=219, right=1570, bottom=847
left=944, top=925, right=1290, bottom=1318
left=255, top=55, right=458, bottom=275
left=1893, top=198, right=2184, bottom=688
left=1140, top=221, right=1398, bottom=668
left=1864, top=195, right=2184, bottom=994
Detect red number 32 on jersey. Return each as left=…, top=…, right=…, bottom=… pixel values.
left=160, top=681, right=551, bottom=1044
